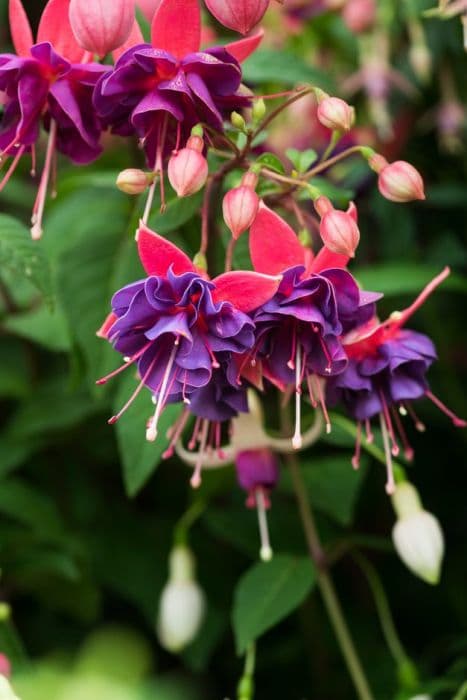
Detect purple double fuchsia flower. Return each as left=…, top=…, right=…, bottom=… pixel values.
left=93, top=0, right=262, bottom=183
left=0, top=0, right=109, bottom=238
left=326, top=267, right=466, bottom=493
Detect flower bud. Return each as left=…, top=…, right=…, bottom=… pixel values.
left=231, top=111, right=247, bottom=131
left=252, top=98, right=267, bottom=123
left=317, top=96, right=355, bottom=132
left=391, top=482, right=444, bottom=585
left=369, top=156, right=425, bottom=203
left=223, top=173, right=260, bottom=239
left=116, top=168, right=152, bottom=195
left=157, top=546, right=206, bottom=653
left=341, top=0, right=376, bottom=33
left=0, top=677, right=20, bottom=700
left=205, top=0, right=269, bottom=35
left=314, top=196, right=360, bottom=257
left=168, top=141, right=208, bottom=198
left=69, top=0, right=135, bottom=57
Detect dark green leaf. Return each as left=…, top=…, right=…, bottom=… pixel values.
left=242, top=49, right=334, bottom=90
left=354, top=264, right=467, bottom=296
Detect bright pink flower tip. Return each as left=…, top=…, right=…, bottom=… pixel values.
left=168, top=147, right=208, bottom=198
left=223, top=186, right=260, bottom=239
left=136, top=222, right=195, bottom=277
left=341, top=0, right=376, bottom=34
left=69, top=0, right=136, bottom=57
left=317, top=96, right=354, bottom=132
left=378, top=160, right=426, bottom=203
left=205, top=0, right=269, bottom=35
left=319, top=208, right=360, bottom=258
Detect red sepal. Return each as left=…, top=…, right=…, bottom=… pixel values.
left=112, top=18, right=145, bottom=62
left=151, top=0, right=200, bottom=58
left=250, top=203, right=305, bottom=275
left=9, top=0, right=34, bottom=56
left=136, top=221, right=195, bottom=277
left=37, top=0, right=87, bottom=63
left=309, top=246, right=349, bottom=273
left=234, top=354, right=264, bottom=391
left=97, top=312, right=117, bottom=339
left=225, top=29, right=264, bottom=63
left=212, top=270, right=281, bottom=313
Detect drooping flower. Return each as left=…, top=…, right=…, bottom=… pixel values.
left=248, top=203, right=379, bottom=448
left=93, top=0, right=262, bottom=207
left=97, top=222, right=282, bottom=484
left=0, top=0, right=110, bottom=238
left=326, top=268, right=466, bottom=493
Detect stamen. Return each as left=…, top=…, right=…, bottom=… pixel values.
left=108, top=354, right=156, bottom=424
left=391, top=407, right=414, bottom=461
left=379, top=413, right=396, bottom=495
left=190, top=419, right=209, bottom=488
left=188, top=417, right=202, bottom=450
left=365, top=419, right=374, bottom=443
left=0, top=145, right=26, bottom=193
left=292, top=344, right=303, bottom=449
left=379, top=391, right=400, bottom=456
left=256, top=489, right=273, bottom=562
left=30, top=119, right=57, bottom=240
left=181, top=369, right=191, bottom=404
left=96, top=343, right=152, bottom=385
left=395, top=267, right=450, bottom=327
left=405, top=402, right=426, bottom=432
left=287, top=326, right=297, bottom=370
left=312, top=375, right=332, bottom=434
left=306, top=372, right=318, bottom=408
left=312, top=325, right=333, bottom=373
left=399, top=404, right=408, bottom=417
left=141, top=169, right=158, bottom=225
left=425, top=390, right=467, bottom=428
left=30, top=145, right=36, bottom=177
left=352, top=421, right=362, bottom=469
left=163, top=408, right=191, bottom=459
left=146, top=338, right=179, bottom=442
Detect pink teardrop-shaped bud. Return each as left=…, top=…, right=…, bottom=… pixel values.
left=168, top=146, right=208, bottom=198
left=369, top=156, right=426, bottom=203
left=223, top=172, right=260, bottom=239
left=317, top=96, right=355, bottom=132
left=315, top=196, right=360, bottom=258
left=205, top=0, right=269, bottom=35
left=69, top=0, right=136, bottom=57
left=116, top=168, right=153, bottom=195
left=341, top=0, right=376, bottom=34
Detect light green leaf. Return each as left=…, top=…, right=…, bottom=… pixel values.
left=286, top=148, right=318, bottom=172
left=113, top=371, right=183, bottom=497
left=233, top=555, right=316, bottom=654
left=242, top=49, right=334, bottom=90
left=3, top=304, right=71, bottom=352
left=148, top=191, right=203, bottom=235
left=354, top=264, right=467, bottom=296
left=0, top=214, right=53, bottom=305
left=255, top=152, right=286, bottom=175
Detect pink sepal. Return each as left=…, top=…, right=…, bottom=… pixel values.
left=97, top=312, right=118, bottom=339
left=347, top=201, right=358, bottom=222
left=212, top=270, right=281, bottom=312
left=9, top=0, right=34, bottom=56
left=309, top=246, right=349, bottom=273
left=151, top=0, right=200, bottom=58
left=112, top=19, right=145, bottom=61
left=225, top=29, right=264, bottom=63
left=250, top=203, right=305, bottom=275
left=136, top=222, right=195, bottom=277
left=37, top=0, right=87, bottom=62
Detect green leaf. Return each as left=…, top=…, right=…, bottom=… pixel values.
left=302, top=176, right=355, bottom=207
left=242, top=49, right=334, bottom=90
left=0, top=478, right=63, bottom=536
left=255, top=152, right=286, bottom=175
left=354, top=264, right=467, bottom=296
left=113, top=371, right=183, bottom=497
left=233, top=555, right=316, bottom=654
left=0, top=214, right=53, bottom=305
left=2, top=304, right=71, bottom=352
left=148, top=191, right=203, bottom=235
left=286, top=148, right=318, bottom=172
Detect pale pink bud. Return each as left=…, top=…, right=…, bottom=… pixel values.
left=205, top=0, right=269, bottom=35
left=370, top=157, right=426, bottom=203
left=223, top=172, right=259, bottom=239
left=315, top=196, right=360, bottom=257
left=136, top=0, right=159, bottom=21
left=69, top=0, right=136, bottom=57
left=116, top=168, right=152, bottom=195
left=317, top=96, right=354, bottom=132
left=341, top=0, right=376, bottom=33
left=168, top=147, right=208, bottom=198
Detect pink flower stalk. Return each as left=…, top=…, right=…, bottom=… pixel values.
left=369, top=155, right=426, bottom=203
left=317, top=96, right=355, bottom=132
left=341, top=0, right=376, bottom=33
left=69, top=0, right=136, bottom=57
left=205, top=0, right=270, bottom=35
left=314, top=196, right=360, bottom=258
left=223, top=172, right=260, bottom=239
left=168, top=134, right=209, bottom=197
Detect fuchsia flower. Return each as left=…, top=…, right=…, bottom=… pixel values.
left=0, top=0, right=109, bottom=238
left=204, top=0, right=270, bottom=35
left=326, top=268, right=466, bottom=493
left=168, top=131, right=208, bottom=197
left=97, top=221, right=282, bottom=486
left=93, top=0, right=263, bottom=177
left=248, top=203, right=380, bottom=449
left=69, top=0, right=137, bottom=58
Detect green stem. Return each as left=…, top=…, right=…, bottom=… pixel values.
left=174, top=500, right=206, bottom=545
left=287, top=453, right=375, bottom=700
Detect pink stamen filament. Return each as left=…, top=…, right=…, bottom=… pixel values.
left=31, top=119, right=57, bottom=240
left=188, top=417, right=202, bottom=450
left=30, top=145, right=36, bottom=177
left=306, top=373, right=318, bottom=408
left=365, top=419, right=374, bottom=443
left=163, top=407, right=191, bottom=459
left=191, top=419, right=209, bottom=488
left=391, top=407, right=414, bottom=461
left=379, top=391, right=400, bottom=457
left=312, top=374, right=332, bottom=434
left=146, top=337, right=179, bottom=442
left=0, top=145, right=26, bottom=192
left=379, top=412, right=396, bottom=495
left=352, top=421, right=362, bottom=469
left=312, top=325, right=333, bottom=374
left=292, top=344, right=303, bottom=449
left=96, top=343, right=152, bottom=385
left=255, top=489, right=273, bottom=562
left=287, top=326, right=297, bottom=370
left=404, top=402, right=426, bottom=432
left=425, top=390, right=467, bottom=428
left=108, top=354, right=157, bottom=425
left=393, top=267, right=450, bottom=328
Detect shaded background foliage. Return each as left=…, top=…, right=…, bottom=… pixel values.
left=0, top=1, right=466, bottom=698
